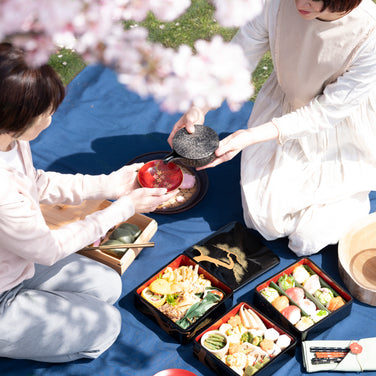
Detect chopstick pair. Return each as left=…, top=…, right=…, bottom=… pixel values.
left=311, top=357, right=344, bottom=365
left=81, top=242, right=155, bottom=251
left=310, top=346, right=350, bottom=365
left=310, top=347, right=350, bottom=352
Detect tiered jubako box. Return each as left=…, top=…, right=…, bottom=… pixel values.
left=253, top=258, right=353, bottom=341
left=193, top=302, right=297, bottom=376
left=134, top=222, right=280, bottom=344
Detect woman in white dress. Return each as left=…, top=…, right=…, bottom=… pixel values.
left=168, top=0, right=376, bottom=256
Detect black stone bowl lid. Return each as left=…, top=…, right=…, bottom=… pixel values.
left=172, top=124, right=219, bottom=160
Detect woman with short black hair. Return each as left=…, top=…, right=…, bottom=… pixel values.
left=0, top=42, right=177, bottom=362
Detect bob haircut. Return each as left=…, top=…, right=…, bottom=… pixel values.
left=0, top=43, right=65, bottom=136
left=317, top=0, right=362, bottom=13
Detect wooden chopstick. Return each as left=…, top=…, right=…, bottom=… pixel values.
left=81, top=242, right=155, bottom=251
left=311, top=357, right=344, bottom=365
left=310, top=347, right=350, bottom=352
left=315, top=352, right=348, bottom=359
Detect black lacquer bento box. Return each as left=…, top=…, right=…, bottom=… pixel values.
left=193, top=302, right=297, bottom=376
left=253, top=258, right=353, bottom=341
left=134, top=222, right=280, bottom=344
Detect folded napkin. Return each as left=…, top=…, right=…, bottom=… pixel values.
left=302, top=338, right=376, bottom=372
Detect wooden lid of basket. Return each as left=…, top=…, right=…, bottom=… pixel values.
left=338, top=212, right=376, bottom=306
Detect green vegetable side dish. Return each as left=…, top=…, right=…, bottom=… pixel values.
left=118, top=222, right=142, bottom=238
left=101, top=239, right=126, bottom=258
left=204, top=333, right=227, bottom=351
left=103, top=223, right=142, bottom=258
left=110, top=227, right=134, bottom=244
left=166, top=293, right=179, bottom=306
left=240, top=331, right=253, bottom=344
left=244, top=357, right=270, bottom=376
left=176, top=290, right=223, bottom=330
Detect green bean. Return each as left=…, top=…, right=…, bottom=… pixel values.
left=207, top=335, right=225, bottom=343
left=205, top=339, right=225, bottom=346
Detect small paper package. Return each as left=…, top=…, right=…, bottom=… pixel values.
left=302, top=337, right=376, bottom=372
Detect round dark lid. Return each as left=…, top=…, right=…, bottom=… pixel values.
left=172, top=124, right=219, bottom=159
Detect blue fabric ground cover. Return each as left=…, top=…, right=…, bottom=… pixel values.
left=1, top=65, right=375, bottom=376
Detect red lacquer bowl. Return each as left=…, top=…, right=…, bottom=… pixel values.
left=138, top=160, right=183, bottom=192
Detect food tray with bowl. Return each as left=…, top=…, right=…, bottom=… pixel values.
left=41, top=199, right=157, bottom=275
left=133, top=221, right=280, bottom=344
left=253, top=258, right=353, bottom=341
left=193, top=302, right=297, bottom=376
left=134, top=253, right=234, bottom=344
left=128, top=151, right=209, bottom=214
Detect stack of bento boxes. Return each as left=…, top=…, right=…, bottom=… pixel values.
left=134, top=222, right=352, bottom=376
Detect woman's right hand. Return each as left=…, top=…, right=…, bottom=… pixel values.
left=167, top=106, right=207, bottom=146
left=128, top=187, right=179, bottom=213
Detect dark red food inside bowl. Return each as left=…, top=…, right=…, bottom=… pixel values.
left=138, top=160, right=183, bottom=192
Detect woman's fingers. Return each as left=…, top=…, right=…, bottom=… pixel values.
left=167, top=106, right=206, bottom=146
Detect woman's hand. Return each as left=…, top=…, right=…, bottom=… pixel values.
left=109, top=163, right=144, bottom=198
left=197, top=121, right=280, bottom=170
left=197, top=129, right=253, bottom=169
left=128, top=188, right=179, bottom=213
left=167, top=106, right=207, bottom=146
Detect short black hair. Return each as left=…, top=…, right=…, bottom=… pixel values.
left=0, top=43, right=65, bottom=135
left=317, top=0, right=362, bottom=13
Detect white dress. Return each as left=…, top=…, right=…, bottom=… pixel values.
left=233, top=0, right=376, bottom=255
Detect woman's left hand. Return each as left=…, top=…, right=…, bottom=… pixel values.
left=197, top=129, right=252, bottom=169
left=197, top=121, right=280, bottom=170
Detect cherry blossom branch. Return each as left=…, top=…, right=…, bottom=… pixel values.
left=0, top=0, right=257, bottom=112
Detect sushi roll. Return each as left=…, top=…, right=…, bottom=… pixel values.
left=314, top=287, right=334, bottom=307
left=272, top=295, right=290, bottom=312
left=285, top=287, right=305, bottom=303
left=292, top=265, right=311, bottom=284
left=260, top=287, right=280, bottom=303
left=303, top=274, right=321, bottom=294
left=281, top=305, right=301, bottom=325
left=219, top=323, right=233, bottom=336
left=276, top=334, right=292, bottom=350
left=327, top=296, right=346, bottom=311
left=268, top=343, right=282, bottom=357
left=277, top=274, right=295, bottom=290
left=264, top=328, right=280, bottom=342
left=298, top=298, right=317, bottom=315
left=295, top=316, right=314, bottom=331
left=310, top=309, right=329, bottom=323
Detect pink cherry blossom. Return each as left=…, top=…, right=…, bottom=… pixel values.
left=212, top=0, right=262, bottom=27
left=0, top=0, right=254, bottom=112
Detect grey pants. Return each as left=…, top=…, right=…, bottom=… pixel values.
left=0, top=253, right=122, bottom=363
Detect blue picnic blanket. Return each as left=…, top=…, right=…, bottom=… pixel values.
left=1, top=65, right=375, bottom=376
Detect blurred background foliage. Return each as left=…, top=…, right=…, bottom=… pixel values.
left=49, top=0, right=273, bottom=101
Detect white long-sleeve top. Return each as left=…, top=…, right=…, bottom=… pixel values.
left=0, top=140, right=135, bottom=293
left=232, top=0, right=376, bottom=254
